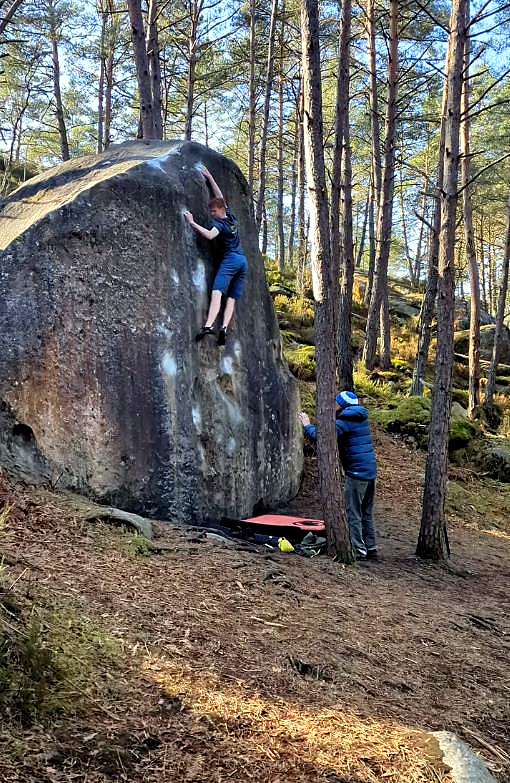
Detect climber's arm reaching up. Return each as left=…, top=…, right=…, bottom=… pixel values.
left=183, top=210, right=219, bottom=240
left=201, top=166, right=224, bottom=202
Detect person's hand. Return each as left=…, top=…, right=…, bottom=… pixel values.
left=201, top=165, right=212, bottom=179
left=299, top=412, right=310, bottom=427
left=183, top=210, right=193, bottom=223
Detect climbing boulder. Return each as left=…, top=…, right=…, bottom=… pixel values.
left=454, top=324, right=510, bottom=365
left=0, top=140, right=302, bottom=523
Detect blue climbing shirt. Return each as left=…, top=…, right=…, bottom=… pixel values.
left=212, top=208, right=243, bottom=256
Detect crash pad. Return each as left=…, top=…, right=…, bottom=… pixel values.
left=242, top=514, right=325, bottom=534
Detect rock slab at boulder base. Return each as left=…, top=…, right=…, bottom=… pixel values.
left=0, top=140, right=303, bottom=523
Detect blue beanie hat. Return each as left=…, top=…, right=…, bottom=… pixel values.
left=336, top=390, right=359, bottom=409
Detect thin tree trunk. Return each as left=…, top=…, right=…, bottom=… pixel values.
left=363, top=0, right=399, bottom=371
left=146, top=0, right=163, bottom=139
left=479, top=210, right=487, bottom=310
left=97, top=10, right=107, bottom=154
left=399, top=167, right=414, bottom=285
left=0, top=0, right=25, bottom=37
left=417, top=0, right=467, bottom=561
left=460, top=3, right=480, bottom=420
left=364, top=164, right=376, bottom=305
left=276, top=0, right=286, bottom=273
left=366, top=0, right=382, bottom=211
left=356, top=184, right=370, bottom=268
left=413, top=180, right=428, bottom=285
left=288, top=110, right=299, bottom=267
left=261, top=204, right=268, bottom=254
left=104, top=49, right=113, bottom=148
left=338, top=116, right=354, bottom=389
left=301, top=0, right=352, bottom=563
left=247, top=0, right=257, bottom=195
left=127, top=0, right=155, bottom=139
left=255, top=0, right=278, bottom=233
left=49, top=1, right=70, bottom=161
left=184, top=1, right=201, bottom=141
left=485, top=195, right=510, bottom=411
left=297, top=103, right=306, bottom=292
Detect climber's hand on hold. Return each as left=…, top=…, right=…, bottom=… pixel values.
left=183, top=210, right=194, bottom=224
left=299, top=412, right=310, bottom=427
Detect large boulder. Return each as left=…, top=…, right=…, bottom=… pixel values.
left=0, top=140, right=303, bottom=523
left=454, top=323, right=510, bottom=366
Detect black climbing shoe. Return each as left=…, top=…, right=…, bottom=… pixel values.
left=217, top=327, right=227, bottom=346
left=195, top=326, right=215, bottom=342
left=366, top=549, right=379, bottom=561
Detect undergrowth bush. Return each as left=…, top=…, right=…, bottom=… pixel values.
left=128, top=533, right=154, bottom=558
left=274, top=294, right=290, bottom=311
left=0, top=603, right=122, bottom=725
left=353, top=364, right=396, bottom=406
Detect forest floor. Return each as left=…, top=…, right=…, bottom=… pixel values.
left=0, top=429, right=509, bottom=783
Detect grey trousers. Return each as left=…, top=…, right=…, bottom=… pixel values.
left=345, top=476, right=377, bottom=555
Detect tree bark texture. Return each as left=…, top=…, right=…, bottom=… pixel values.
left=127, top=0, right=156, bottom=139
left=485, top=196, right=510, bottom=411
left=288, top=110, right=299, bottom=267
left=248, top=0, right=257, bottom=195
left=301, top=0, right=352, bottom=562
left=146, top=0, right=163, bottom=139
left=255, top=0, right=278, bottom=234
left=276, top=0, right=286, bottom=273
left=362, top=0, right=399, bottom=371
left=460, top=5, right=480, bottom=420
left=417, top=0, right=468, bottom=561
left=49, top=1, right=70, bottom=161
left=411, top=56, right=450, bottom=397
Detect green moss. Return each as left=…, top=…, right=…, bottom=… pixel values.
left=0, top=604, right=122, bottom=725
left=128, top=533, right=154, bottom=558
left=298, top=380, right=316, bottom=417
left=452, top=388, right=469, bottom=407
left=373, top=396, right=478, bottom=450
left=284, top=344, right=316, bottom=380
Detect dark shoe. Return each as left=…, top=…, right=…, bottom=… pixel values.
left=195, top=326, right=215, bottom=342
left=355, top=550, right=367, bottom=561
left=217, top=327, right=227, bottom=346
left=366, top=548, right=379, bottom=561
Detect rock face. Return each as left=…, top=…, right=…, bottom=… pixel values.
left=0, top=140, right=303, bottom=522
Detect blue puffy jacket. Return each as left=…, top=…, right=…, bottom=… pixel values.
left=304, top=405, right=377, bottom=480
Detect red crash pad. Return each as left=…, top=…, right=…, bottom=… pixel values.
left=242, top=514, right=325, bottom=534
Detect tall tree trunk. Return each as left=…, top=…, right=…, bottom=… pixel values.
left=364, top=164, right=376, bottom=305
left=460, top=3, right=480, bottom=420
left=276, top=0, right=286, bottom=273
left=255, top=0, right=278, bottom=233
left=301, top=0, right=352, bottom=563
left=363, top=0, right=398, bottom=371
left=104, top=49, right=113, bottom=148
left=485, top=196, right=510, bottom=411
left=366, top=0, right=382, bottom=210
left=184, top=1, right=201, bottom=141
left=127, top=0, right=155, bottom=139
left=288, top=109, right=299, bottom=267
left=356, top=184, right=370, bottom=268
left=247, top=0, right=257, bottom=195
left=417, top=0, right=467, bottom=561
left=338, top=117, right=354, bottom=389
left=146, top=0, right=163, bottom=139
left=49, top=1, right=70, bottom=161
left=261, top=205, right=268, bottom=254
left=413, top=179, right=428, bottom=285
left=479, top=210, right=487, bottom=310
left=297, top=102, right=306, bottom=292
left=97, top=9, right=107, bottom=154
left=399, top=166, right=414, bottom=286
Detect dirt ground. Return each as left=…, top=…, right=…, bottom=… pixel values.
left=0, top=429, right=509, bottom=783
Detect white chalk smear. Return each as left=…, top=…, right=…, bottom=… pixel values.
left=221, top=356, right=233, bottom=375
left=233, top=341, right=242, bottom=361
left=161, top=352, right=177, bottom=376
left=192, top=405, right=201, bottom=428
left=192, top=261, right=206, bottom=293
left=171, top=269, right=179, bottom=286
left=227, top=437, right=236, bottom=454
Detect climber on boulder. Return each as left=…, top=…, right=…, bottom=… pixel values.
left=184, top=165, right=248, bottom=347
